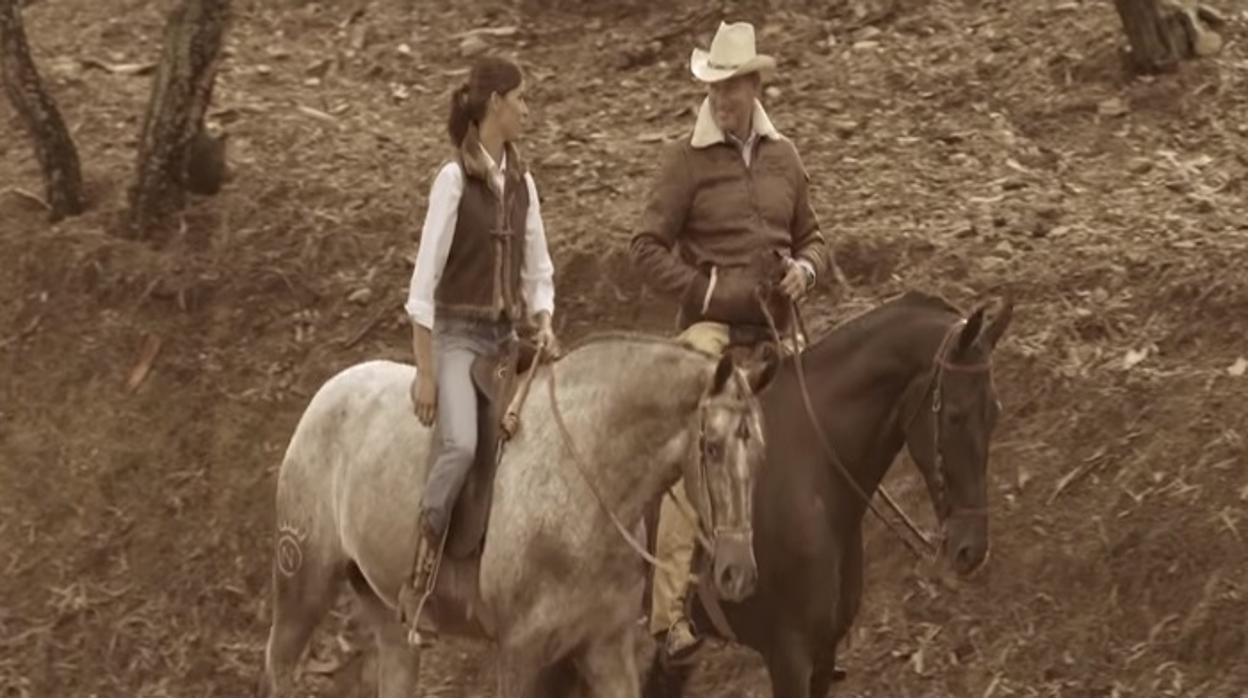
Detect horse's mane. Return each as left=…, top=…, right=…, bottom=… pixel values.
left=562, top=330, right=715, bottom=359
left=808, top=290, right=963, bottom=351
left=891, top=290, right=962, bottom=315
left=828, top=290, right=959, bottom=333
left=561, top=292, right=962, bottom=360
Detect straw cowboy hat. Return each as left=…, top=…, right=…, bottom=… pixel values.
left=690, top=21, right=777, bottom=83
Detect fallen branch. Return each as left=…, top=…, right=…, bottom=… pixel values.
left=78, top=57, right=158, bottom=75
left=453, top=25, right=518, bottom=39
left=126, top=334, right=163, bottom=392
left=295, top=103, right=340, bottom=127
left=340, top=302, right=396, bottom=350
left=0, top=185, right=50, bottom=210
left=1049, top=445, right=1108, bottom=504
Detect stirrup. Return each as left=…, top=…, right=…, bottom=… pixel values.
left=400, top=526, right=448, bottom=647
left=661, top=618, right=703, bottom=665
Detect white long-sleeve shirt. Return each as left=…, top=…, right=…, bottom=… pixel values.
left=405, top=147, right=556, bottom=330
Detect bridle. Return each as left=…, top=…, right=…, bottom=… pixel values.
left=690, top=394, right=757, bottom=548
left=900, top=318, right=995, bottom=527
left=757, top=285, right=995, bottom=560
left=683, top=386, right=761, bottom=643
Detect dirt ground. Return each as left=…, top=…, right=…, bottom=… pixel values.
left=2, top=0, right=1247, bottom=696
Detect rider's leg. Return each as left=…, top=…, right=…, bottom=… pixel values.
left=676, top=321, right=731, bottom=355
left=650, top=320, right=730, bottom=658
left=650, top=482, right=702, bottom=658
left=399, top=337, right=481, bottom=644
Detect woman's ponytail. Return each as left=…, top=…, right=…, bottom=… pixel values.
left=447, top=83, right=474, bottom=147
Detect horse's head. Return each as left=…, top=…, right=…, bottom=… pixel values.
left=684, top=351, right=778, bottom=602
left=903, top=297, right=1014, bottom=577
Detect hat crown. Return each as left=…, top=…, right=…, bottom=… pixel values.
left=707, top=21, right=757, bottom=67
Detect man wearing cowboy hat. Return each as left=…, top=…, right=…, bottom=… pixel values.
left=631, top=20, right=830, bottom=659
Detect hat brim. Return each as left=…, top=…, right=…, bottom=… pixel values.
left=690, top=49, right=776, bottom=83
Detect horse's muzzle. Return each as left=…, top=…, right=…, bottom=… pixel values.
left=944, top=510, right=989, bottom=577
left=711, top=531, right=757, bottom=602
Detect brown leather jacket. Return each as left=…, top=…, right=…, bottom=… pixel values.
left=630, top=105, right=827, bottom=331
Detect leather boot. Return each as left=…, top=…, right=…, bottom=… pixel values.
left=397, top=523, right=445, bottom=647
left=662, top=580, right=702, bottom=662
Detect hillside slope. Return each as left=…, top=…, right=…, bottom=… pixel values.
left=2, top=0, right=1245, bottom=695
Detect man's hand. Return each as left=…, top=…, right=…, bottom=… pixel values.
left=779, top=258, right=813, bottom=301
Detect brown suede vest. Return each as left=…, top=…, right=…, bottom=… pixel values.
left=434, top=145, right=530, bottom=324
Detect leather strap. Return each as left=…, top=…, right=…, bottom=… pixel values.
left=545, top=359, right=689, bottom=579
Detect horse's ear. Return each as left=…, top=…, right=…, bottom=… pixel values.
left=711, top=354, right=735, bottom=394
left=980, top=296, right=1014, bottom=351
left=957, top=306, right=986, bottom=355
left=746, top=350, right=780, bottom=395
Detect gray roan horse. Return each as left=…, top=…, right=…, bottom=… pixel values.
left=645, top=291, right=1014, bottom=698
left=259, top=333, right=779, bottom=697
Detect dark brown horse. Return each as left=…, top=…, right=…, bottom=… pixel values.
left=645, top=290, right=1014, bottom=698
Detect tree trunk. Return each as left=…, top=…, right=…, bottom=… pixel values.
left=0, top=0, right=85, bottom=221
left=124, top=0, right=230, bottom=240
left=1112, top=0, right=1224, bottom=74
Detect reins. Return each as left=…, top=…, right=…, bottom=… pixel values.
left=542, top=348, right=712, bottom=579
left=756, top=287, right=937, bottom=560
left=540, top=343, right=751, bottom=642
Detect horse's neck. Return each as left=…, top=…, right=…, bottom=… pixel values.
left=560, top=385, right=692, bottom=525
left=542, top=343, right=704, bottom=531
left=599, top=422, right=690, bottom=522
left=804, top=310, right=953, bottom=519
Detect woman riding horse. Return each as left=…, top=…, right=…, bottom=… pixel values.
left=399, top=55, right=560, bottom=643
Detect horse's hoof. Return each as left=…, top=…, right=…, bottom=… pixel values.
left=405, top=626, right=436, bottom=648
left=644, top=657, right=692, bottom=698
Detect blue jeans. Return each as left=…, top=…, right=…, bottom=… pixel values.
left=420, top=316, right=515, bottom=537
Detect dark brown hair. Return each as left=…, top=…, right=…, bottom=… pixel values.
left=447, top=56, right=524, bottom=147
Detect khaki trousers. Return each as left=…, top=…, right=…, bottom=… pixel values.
left=649, top=322, right=729, bottom=635
left=648, top=320, right=805, bottom=634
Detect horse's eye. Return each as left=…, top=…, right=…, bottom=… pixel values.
left=705, top=441, right=723, bottom=459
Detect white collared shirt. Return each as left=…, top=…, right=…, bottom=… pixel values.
left=404, top=145, right=556, bottom=330
left=725, top=129, right=760, bottom=167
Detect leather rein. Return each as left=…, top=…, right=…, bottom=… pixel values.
left=540, top=346, right=721, bottom=579
left=495, top=337, right=744, bottom=641
left=539, top=344, right=752, bottom=644
left=757, top=288, right=993, bottom=560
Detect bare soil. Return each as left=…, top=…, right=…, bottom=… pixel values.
left=2, top=0, right=1246, bottom=696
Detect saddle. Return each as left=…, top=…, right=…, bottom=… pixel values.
left=430, top=337, right=543, bottom=560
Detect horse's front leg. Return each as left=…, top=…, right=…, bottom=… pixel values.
left=576, top=625, right=641, bottom=698
left=765, top=630, right=814, bottom=698
left=497, top=645, right=544, bottom=698
left=810, top=649, right=848, bottom=698
left=812, top=531, right=861, bottom=697
left=345, top=570, right=422, bottom=698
